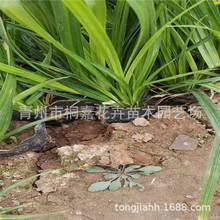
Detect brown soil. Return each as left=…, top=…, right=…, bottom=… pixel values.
left=0, top=107, right=220, bottom=220
left=48, top=119, right=112, bottom=147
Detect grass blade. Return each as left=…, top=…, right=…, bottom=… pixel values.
left=0, top=74, right=16, bottom=142
left=62, top=0, right=124, bottom=78
left=190, top=89, right=220, bottom=220
left=190, top=89, right=220, bottom=138
left=197, top=135, right=220, bottom=220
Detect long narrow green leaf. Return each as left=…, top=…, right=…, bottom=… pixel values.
left=199, top=83, right=220, bottom=93
left=134, top=70, right=214, bottom=99
left=0, top=213, right=58, bottom=219
left=85, top=0, right=106, bottom=66
left=0, top=74, right=16, bottom=141
left=13, top=77, right=68, bottom=104
left=0, top=63, right=76, bottom=93
left=125, top=0, right=156, bottom=73
left=0, top=19, right=16, bottom=141
left=198, top=135, right=220, bottom=220
left=190, top=89, right=220, bottom=220
left=0, top=0, right=118, bottom=89
left=51, top=1, right=85, bottom=73
left=62, top=0, right=124, bottom=78
left=125, top=0, right=205, bottom=82
left=111, top=0, right=129, bottom=59
left=190, top=89, right=220, bottom=138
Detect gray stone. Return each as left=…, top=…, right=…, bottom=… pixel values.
left=169, top=134, right=198, bottom=150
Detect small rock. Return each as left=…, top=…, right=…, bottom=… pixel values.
left=82, top=163, right=90, bottom=169
left=161, top=124, right=168, bottom=129
left=132, top=118, right=150, bottom=127
left=213, top=99, right=218, bottom=104
left=207, top=128, right=215, bottom=134
left=199, top=139, right=205, bottom=144
left=111, top=123, right=133, bottom=132
left=7, top=161, right=14, bottom=166
left=75, top=210, right=82, bottom=215
left=185, top=195, right=194, bottom=199
left=132, top=133, right=154, bottom=143
left=169, top=134, right=198, bottom=150
left=162, top=155, right=170, bottom=160
left=57, top=146, right=74, bottom=156
left=13, top=173, right=21, bottom=179
left=61, top=123, right=69, bottom=129
left=2, top=172, right=11, bottom=178
left=185, top=198, right=198, bottom=207
left=26, top=152, right=39, bottom=158
left=183, top=160, right=191, bottom=166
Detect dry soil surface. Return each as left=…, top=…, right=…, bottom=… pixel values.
left=0, top=105, right=220, bottom=220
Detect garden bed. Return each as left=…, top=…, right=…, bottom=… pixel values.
left=0, top=97, right=220, bottom=220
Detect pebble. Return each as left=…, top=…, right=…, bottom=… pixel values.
left=132, top=133, right=154, bottom=143
left=161, top=124, right=168, bottom=129
left=132, top=118, right=150, bottom=127
left=185, top=195, right=194, bottom=199
left=75, top=210, right=82, bottom=215
left=61, top=123, right=69, bottom=129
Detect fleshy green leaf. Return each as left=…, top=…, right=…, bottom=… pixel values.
left=137, top=166, right=162, bottom=175
left=87, top=166, right=108, bottom=173
left=88, top=181, right=110, bottom=192
left=123, top=180, right=129, bottom=188
left=109, top=179, right=122, bottom=191
left=104, top=174, right=118, bottom=180
left=129, top=181, right=145, bottom=191
left=125, top=165, right=141, bottom=172
left=128, top=174, right=141, bottom=180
